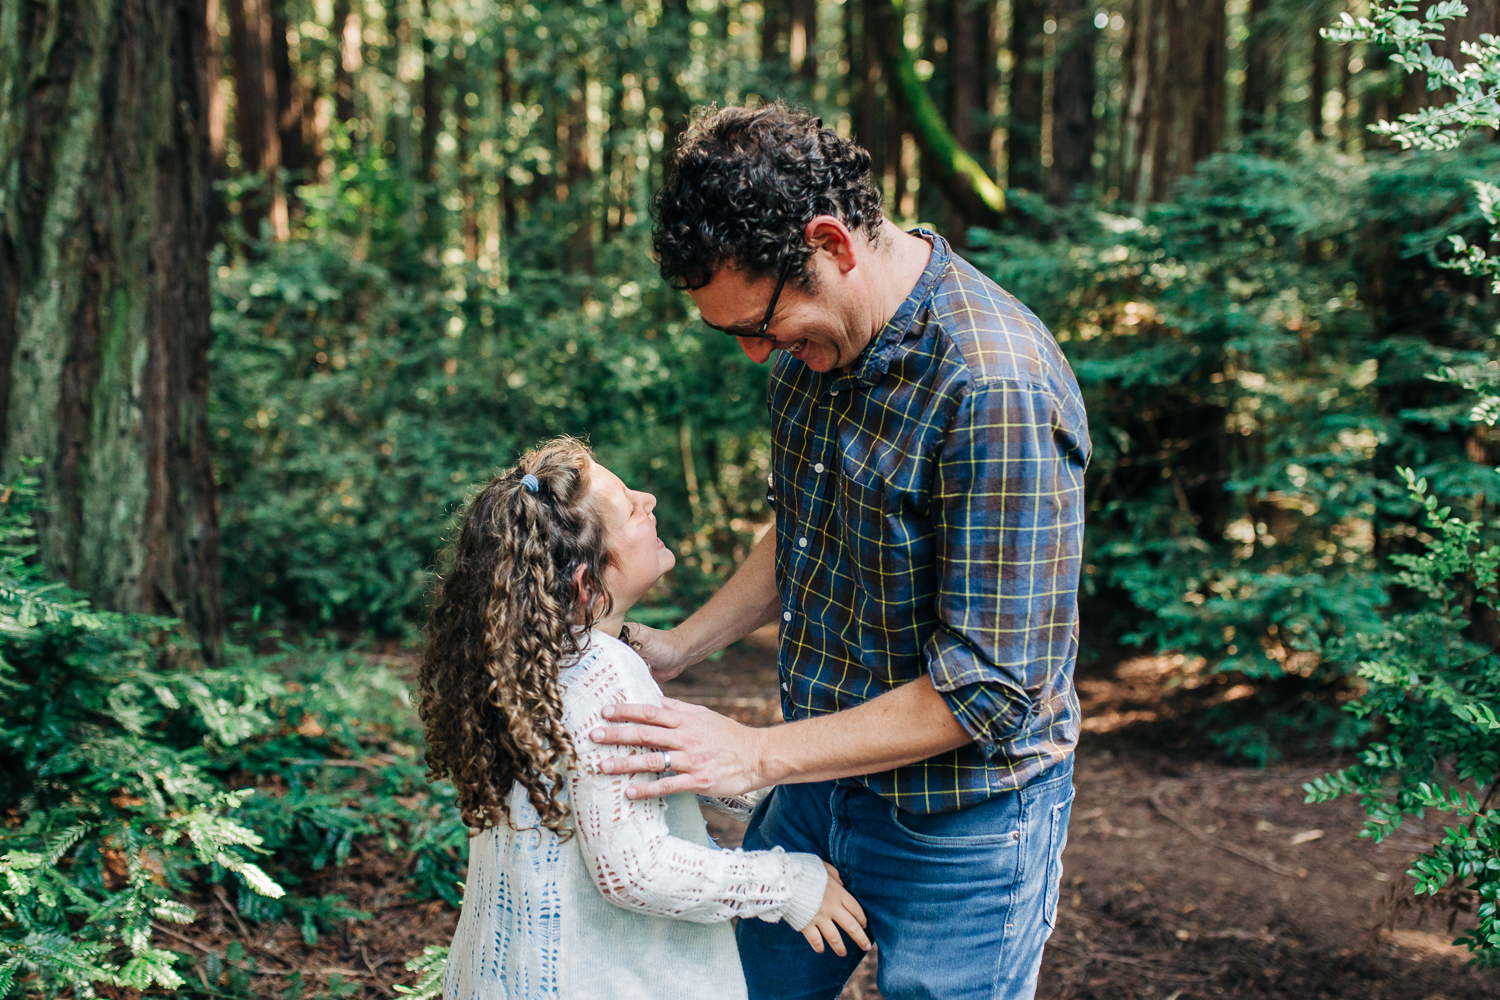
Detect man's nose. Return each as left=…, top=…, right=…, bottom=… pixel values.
left=736, top=336, right=775, bottom=364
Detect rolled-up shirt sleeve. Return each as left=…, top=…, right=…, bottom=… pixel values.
left=923, top=379, right=1088, bottom=759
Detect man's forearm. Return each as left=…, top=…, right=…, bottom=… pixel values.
left=753, top=675, right=972, bottom=787
left=670, top=525, right=781, bottom=665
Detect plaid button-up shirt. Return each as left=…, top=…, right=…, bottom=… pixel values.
left=767, top=232, right=1090, bottom=814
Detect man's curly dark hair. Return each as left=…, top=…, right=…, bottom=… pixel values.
left=651, top=102, right=885, bottom=291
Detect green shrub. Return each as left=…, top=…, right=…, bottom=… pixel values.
left=1302, top=0, right=1500, bottom=966
left=0, top=475, right=465, bottom=996
left=211, top=220, right=775, bottom=633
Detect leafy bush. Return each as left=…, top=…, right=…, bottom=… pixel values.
left=211, top=215, right=775, bottom=633
left=1302, top=0, right=1500, bottom=966
left=0, top=475, right=465, bottom=996
left=969, top=134, right=1500, bottom=760
left=1306, top=429, right=1500, bottom=964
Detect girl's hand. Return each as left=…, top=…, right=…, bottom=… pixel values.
left=802, top=863, right=871, bottom=957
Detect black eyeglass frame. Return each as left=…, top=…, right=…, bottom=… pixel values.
left=712, top=256, right=795, bottom=342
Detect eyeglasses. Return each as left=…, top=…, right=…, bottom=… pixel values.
left=711, top=256, right=794, bottom=342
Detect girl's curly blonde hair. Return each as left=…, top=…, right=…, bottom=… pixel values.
left=417, top=437, right=613, bottom=836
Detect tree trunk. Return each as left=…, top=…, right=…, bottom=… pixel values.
left=562, top=76, right=594, bottom=275
left=205, top=0, right=229, bottom=231
left=1394, top=2, right=1500, bottom=117
left=1310, top=18, right=1327, bottom=142
left=271, top=1, right=308, bottom=185
left=1049, top=0, right=1098, bottom=204
left=1007, top=0, right=1045, bottom=192
left=0, top=0, right=223, bottom=656
left=456, top=62, right=478, bottom=261
left=871, top=0, right=1005, bottom=223
left=1122, top=0, right=1226, bottom=204
left=227, top=0, right=288, bottom=240
left=762, top=0, right=786, bottom=68
left=332, top=0, right=357, bottom=125
left=1240, top=0, right=1273, bottom=141
left=498, top=45, right=516, bottom=238
left=419, top=0, right=444, bottom=253
left=850, top=0, right=885, bottom=189
left=792, top=0, right=818, bottom=80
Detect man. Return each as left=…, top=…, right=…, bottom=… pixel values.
left=591, top=103, right=1090, bottom=1000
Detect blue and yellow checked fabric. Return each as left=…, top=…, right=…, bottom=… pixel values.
left=767, top=231, right=1090, bottom=814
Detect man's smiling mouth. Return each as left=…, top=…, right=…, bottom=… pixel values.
left=788, top=338, right=808, bottom=355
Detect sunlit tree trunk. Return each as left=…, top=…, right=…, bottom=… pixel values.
left=0, top=0, right=223, bottom=655
left=792, top=0, right=818, bottom=80
left=1049, top=0, right=1098, bottom=204
left=871, top=0, right=1004, bottom=224
left=227, top=0, right=288, bottom=240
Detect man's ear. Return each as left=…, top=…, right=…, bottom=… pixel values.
left=804, top=215, right=858, bottom=274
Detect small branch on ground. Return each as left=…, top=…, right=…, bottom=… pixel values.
left=1150, top=782, right=1304, bottom=879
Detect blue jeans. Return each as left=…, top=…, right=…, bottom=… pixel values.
left=736, top=757, right=1074, bottom=1000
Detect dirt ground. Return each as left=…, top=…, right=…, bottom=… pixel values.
left=154, top=629, right=1500, bottom=998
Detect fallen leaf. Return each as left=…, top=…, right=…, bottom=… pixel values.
left=1289, top=829, right=1324, bottom=845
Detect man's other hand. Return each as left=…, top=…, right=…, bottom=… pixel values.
left=623, top=623, right=693, bottom=683
left=590, top=698, right=767, bottom=799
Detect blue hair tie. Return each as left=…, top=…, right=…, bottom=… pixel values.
left=520, top=473, right=540, bottom=493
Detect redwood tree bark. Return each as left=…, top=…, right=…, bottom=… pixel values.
left=419, top=0, right=444, bottom=251
left=0, top=0, right=223, bottom=655
left=1120, top=0, right=1226, bottom=203
left=1007, top=0, right=1045, bottom=193
left=792, top=0, right=818, bottom=80
left=332, top=0, right=357, bottom=124
left=1049, top=0, right=1098, bottom=204
left=227, top=0, right=288, bottom=240
left=1241, top=0, right=1274, bottom=139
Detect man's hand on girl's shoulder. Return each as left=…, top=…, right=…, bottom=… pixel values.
left=592, top=697, right=769, bottom=799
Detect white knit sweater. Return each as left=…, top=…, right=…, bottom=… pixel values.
left=442, top=629, right=828, bottom=1000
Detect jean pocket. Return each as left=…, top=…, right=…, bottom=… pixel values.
left=1042, top=787, right=1075, bottom=930
left=887, top=802, right=1022, bottom=848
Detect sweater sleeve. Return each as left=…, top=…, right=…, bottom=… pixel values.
left=563, top=637, right=826, bottom=929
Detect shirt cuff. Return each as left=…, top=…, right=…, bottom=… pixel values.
left=776, top=851, right=828, bottom=931
left=937, top=680, right=1035, bottom=760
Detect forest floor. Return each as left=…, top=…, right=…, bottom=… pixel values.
left=153, top=628, right=1500, bottom=999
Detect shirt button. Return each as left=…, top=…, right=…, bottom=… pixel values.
left=782, top=611, right=792, bottom=622
left=798, top=537, right=808, bottom=548
left=781, top=682, right=789, bottom=691
left=831, top=389, right=840, bottom=396
left=814, top=463, right=825, bottom=473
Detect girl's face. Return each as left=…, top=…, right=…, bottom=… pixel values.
left=588, top=461, right=675, bottom=611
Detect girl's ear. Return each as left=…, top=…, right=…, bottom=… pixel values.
left=573, top=563, right=594, bottom=607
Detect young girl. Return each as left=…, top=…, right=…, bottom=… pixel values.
left=418, top=437, right=868, bottom=999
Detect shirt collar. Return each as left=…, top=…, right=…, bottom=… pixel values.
left=830, top=229, right=950, bottom=392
